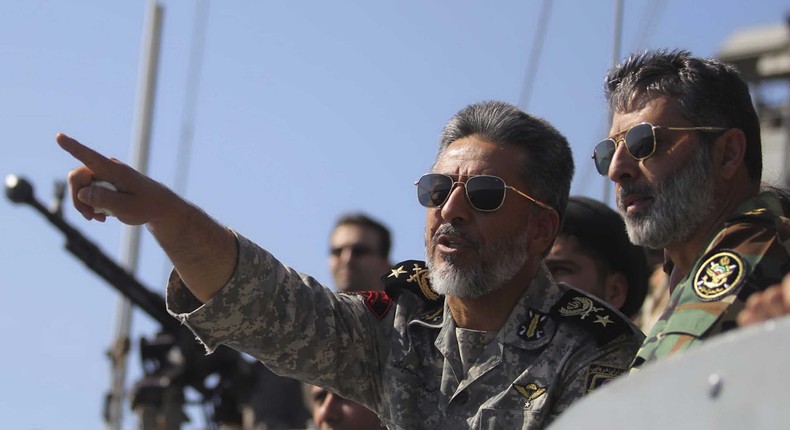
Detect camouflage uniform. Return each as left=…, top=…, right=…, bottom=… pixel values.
left=167, top=235, right=643, bottom=430
left=634, top=190, right=790, bottom=367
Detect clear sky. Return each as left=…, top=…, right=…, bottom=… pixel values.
left=1, top=1, right=786, bottom=428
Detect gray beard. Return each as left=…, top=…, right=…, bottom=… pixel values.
left=617, top=145, right=716, bottom=249
left=426, top=223, right=531, bottom=299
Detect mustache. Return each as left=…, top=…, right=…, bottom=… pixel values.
left=617, top=181, right=654, bottom=208
left=432, top=224, right=480, bottom=249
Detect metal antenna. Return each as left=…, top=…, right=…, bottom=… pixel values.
left=603, top=0, right=624, bottom=205
left=106, top=1, right=164, bottom=429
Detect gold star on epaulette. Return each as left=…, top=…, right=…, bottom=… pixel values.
left=388, top=265, right=407, bottom=279
left=594, top=314, right=613, bottom=327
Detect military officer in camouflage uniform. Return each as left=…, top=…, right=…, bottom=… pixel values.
left=592, top=48, right=790, bottom=367
left=58, top=100, right=643, bottom=429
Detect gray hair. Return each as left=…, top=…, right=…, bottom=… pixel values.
left=604, top=49, right=761, bottom=183
left=437, top=100, right=574, bottom=220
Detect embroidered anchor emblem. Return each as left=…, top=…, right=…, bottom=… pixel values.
left=558, top=296, right=602, bottom=320
left=406, top=263, right=438, bottom=300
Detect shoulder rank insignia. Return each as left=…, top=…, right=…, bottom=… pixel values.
left=383, top=260, right=443, bottom=304
left=512, top=383, right=547, bottom=408
left=551, top=289, right=629, bottom=345
left=348, top=290, right=393, bottom=320
left=727, top=204, right=774, bottom=229
left=693, top=250, right=746, bottom=301
left=584, top=363, right=626, bottom=393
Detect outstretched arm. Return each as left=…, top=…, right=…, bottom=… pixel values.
left=57, top=133, right=236, bottom=303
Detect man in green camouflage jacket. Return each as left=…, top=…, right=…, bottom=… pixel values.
left=59, top=101, right=642, bottom=429
left=591, top=48, right=790, bottom=367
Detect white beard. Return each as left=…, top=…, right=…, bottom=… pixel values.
left=618, top=144, right=716, bottom=249
left=426, top=223, right=532, bottom=299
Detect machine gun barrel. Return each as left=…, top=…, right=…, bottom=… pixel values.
left=6, top=174, right=260, bottom=427
left=5, top=174, right=179, bottom=333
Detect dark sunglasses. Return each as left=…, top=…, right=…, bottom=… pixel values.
left=592, top=122, right=727, bottom=175
left=415, top=173, right=553, bottom=212
left=330, top=244, right=378, bottom=258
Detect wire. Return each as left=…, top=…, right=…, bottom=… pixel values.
left=518, top=0, right=553, bottom=110
left=173, top=0, right=209, bottom=196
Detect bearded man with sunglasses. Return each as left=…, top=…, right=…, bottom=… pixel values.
left=57, top=101, right=642, bottom=429
left=593, top=49, right=790, bottom=368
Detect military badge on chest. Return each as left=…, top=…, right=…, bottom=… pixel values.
left=693, top=250, right=746, bottom=301
left=517, top=310, right=556, bottom=348
left=512, top=383, right=547, bottom=409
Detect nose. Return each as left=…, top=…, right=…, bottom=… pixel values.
left=338, top=247, right=354, bottom=264
left=439, top=183, right=473, bottom=223
left=607, top=139, right=639, bottom=183
left=317, top=392, right=343, bottom=425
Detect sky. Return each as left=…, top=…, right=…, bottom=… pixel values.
left=1, top=1, right=787, bottom=428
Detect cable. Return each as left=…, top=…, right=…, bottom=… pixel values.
left=518, top=0, right=553, bottom=110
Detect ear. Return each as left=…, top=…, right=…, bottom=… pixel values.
left=715, top=128, right=747, bottom=181
left=528, top=208, right=560, bottom=256
left=603, top=271, right=628, bottom=310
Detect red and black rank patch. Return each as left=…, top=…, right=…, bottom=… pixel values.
left=350, top=291, right=393, bottom=320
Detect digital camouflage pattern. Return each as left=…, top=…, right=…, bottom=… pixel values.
left=633, top=190, right=790, bottom=367
left=167, top=234, right=643, bottom=430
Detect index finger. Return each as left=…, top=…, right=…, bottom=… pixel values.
left=56, top=132, right=117, bottom=178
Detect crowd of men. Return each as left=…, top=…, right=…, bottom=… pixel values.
left=57, top=48, right=790, bottom=429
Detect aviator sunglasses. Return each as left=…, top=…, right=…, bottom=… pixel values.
left=592, top=122, right=727, bottom=175
left=415, top=173, right=553, bottom=212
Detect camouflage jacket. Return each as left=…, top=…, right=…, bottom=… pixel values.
left=634, top=190, right=790, bottom=367
left=167, top=234, right=643, bottom=430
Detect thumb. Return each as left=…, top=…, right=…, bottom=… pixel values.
left=77, top=182, right=120, bottom=216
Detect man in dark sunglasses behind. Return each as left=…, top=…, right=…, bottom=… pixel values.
left=56, top=100, right=642, bottom=429
left=328, top=212, right=392, bottom=294
left=596, top=48, right=790, bottom=368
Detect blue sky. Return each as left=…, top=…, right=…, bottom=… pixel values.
left=1, top=1, right=786, bottom=428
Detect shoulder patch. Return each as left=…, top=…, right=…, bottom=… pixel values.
left=348, top=291, right=393, bottom=320
left=551, top=289, right=630, bottom=345
left=584, top=363, right=627, bottom=393
left=383, top=260, right=443, bottom=304
left=693, top=250, right=747, bottom=301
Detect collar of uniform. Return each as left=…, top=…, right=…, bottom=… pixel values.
left=725, top=190, right=785, bottom=227
left=434, top=265, right=561, bottom=353
left=500, top=264, right=562, bottom=350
